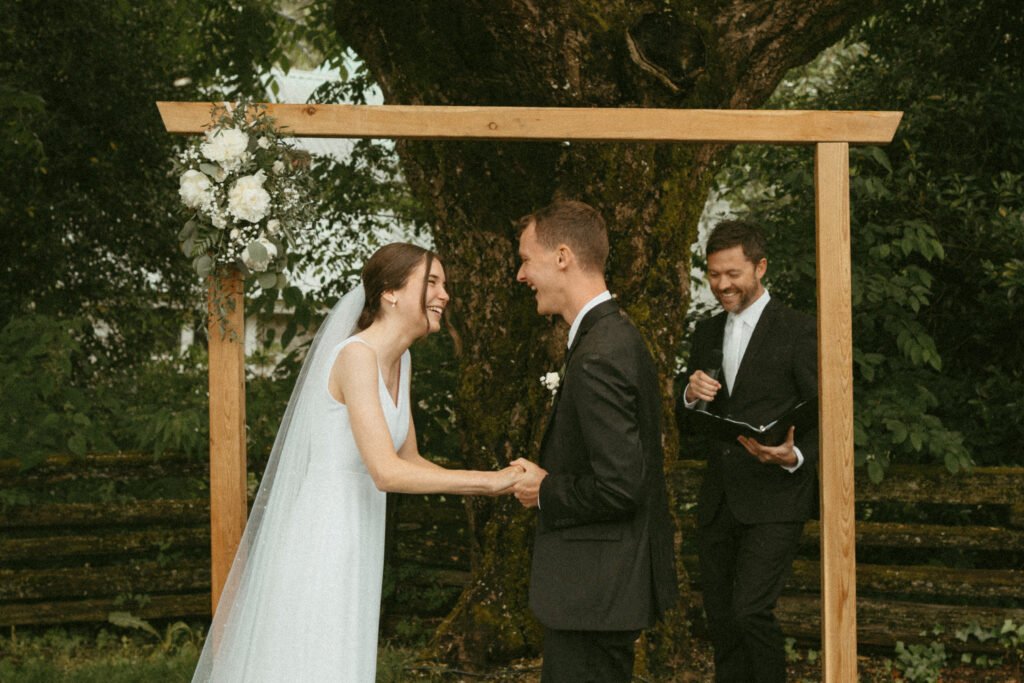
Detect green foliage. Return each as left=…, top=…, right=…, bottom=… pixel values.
left=713, top=0, right=1024, bottom=474
left=784, top=637, right=819, bottom=665
left=0, top=0, right=288, bottom=366
left=957, top=619, right=1024, bottom=669
left=104, top=347, right=211, bottom=459
left=0, top=0, right=427, bottom=473
left=107, top=611, right=200, bottom=655
left=409, top=329, right=462, bottom=466
left=0, top=314, right=115, bottom=468
left=0, top=626, right=200, bottom=683
left=888, top=639, right=948, bottom=683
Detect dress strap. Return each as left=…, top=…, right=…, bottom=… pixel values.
left=333, top=335, right=371, bottom=354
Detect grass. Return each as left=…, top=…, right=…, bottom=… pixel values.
left=0, top=625, right=201, bottom=682
left=2, top=624, right=1021, bottom=682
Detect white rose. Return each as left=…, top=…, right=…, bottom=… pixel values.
left=200, top=127, right=249, bottom=170
left=178, top=169, right=212, bottom=209
left=272, top=160, right=286, bottom=175
left=257, top=136, right=271, bottom=149
left=266, top=218, right=281, bottom=235
left=243, top=237, right=278, bottom=272
left=227, top=170, right=271, bottom=223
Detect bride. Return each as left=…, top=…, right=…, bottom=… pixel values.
left=192, top=243, right=524, bottom=682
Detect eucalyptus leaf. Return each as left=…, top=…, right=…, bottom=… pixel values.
left=247, top=241, right=268, bottom=262
left=257, top=272, right=277, bottom=290
left=200, top=162, right=222, bottom=179
left=177, top=219, right=197, bottom=241
left=194, top=254, right=213, bottom=278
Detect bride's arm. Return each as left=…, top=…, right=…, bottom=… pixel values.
left=331, top=343, right=518, bottom=495
left=396, top=417, right=447, bottom=471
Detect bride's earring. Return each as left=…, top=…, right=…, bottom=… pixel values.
left=391, top=299, right=397, bottom=308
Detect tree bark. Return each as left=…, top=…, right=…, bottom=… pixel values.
left=332, top=0, right=892, bottom=670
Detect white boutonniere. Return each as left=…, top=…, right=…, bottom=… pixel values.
left=540, top=370, right=561, bottom=396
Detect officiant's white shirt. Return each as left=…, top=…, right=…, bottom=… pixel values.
left=685, top=289, right=803, bottom=473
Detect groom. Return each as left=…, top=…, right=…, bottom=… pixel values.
left=511, top=200, right=677, bottom=682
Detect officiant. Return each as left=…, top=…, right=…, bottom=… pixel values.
left=678, top=219, right=818, bottom=683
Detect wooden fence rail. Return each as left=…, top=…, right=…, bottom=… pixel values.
left=2, top=453, right=1022, bottom=653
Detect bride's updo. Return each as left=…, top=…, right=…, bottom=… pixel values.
left=357, top=243, right=438, bottom=331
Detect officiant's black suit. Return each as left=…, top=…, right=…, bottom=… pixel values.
left=682, top=297, right=818, bottom=682
left=530, top=300, right=678, bottom=679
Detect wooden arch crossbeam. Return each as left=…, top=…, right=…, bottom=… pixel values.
left=159, top=102, right=901, bottom=683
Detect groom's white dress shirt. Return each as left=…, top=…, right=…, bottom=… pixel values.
left=568, top=290, right=612, bottom=349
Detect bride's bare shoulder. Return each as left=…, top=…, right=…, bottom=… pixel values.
left=328, top=339, right=379, bottom=402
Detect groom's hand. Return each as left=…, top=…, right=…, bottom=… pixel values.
left=510, top=457, right=547, bottom=508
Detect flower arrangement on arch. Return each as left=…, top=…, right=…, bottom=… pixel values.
left=173, top=101, right=314, bottom=291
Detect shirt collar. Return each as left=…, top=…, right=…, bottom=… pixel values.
left=728, top=288, right=771, bottom=329
left=568, top=290, right=612, bottom=348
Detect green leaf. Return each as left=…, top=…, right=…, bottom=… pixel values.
left=944, top=452, right=960, bottom=473
left=281, top=320, right=297, bottom=350
left=885, top=419, right=908, bottom=444
left=909, top=430, right=923, bottom=451
left=177, top=219, right=197, bottom=241
left=854, top=423, right=869, bottom=446
left=868, top=146, right=892, bottom=173
left=257, top=272, right=277, bottom=290
left=67, top=433, right=87, bottom=456
left=867, top=459, right=885, bottom=483
left=200, top=162, right=221, bottom=178
left=108, top=611, right=160, bottom=638
left=194, top=254, right=213, bottom=278
left=282, top=286, right=302, bottom=308
left=247, top=241, right=268, bottom=262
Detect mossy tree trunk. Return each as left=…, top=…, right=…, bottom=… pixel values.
left=333, top=0, right=891, bottom=670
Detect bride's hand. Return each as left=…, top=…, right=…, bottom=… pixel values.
left=490, top=464, right=526, bottom=495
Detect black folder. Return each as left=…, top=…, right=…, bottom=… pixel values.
left=686, top=399, right=817, bottom=447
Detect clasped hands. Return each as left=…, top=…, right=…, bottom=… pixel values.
left=688, top=370, right=800, bottom=469
left=491, top=458, right=547, bottom=508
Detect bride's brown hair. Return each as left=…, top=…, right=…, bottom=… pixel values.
left=356, top=243, right=438, bottom=331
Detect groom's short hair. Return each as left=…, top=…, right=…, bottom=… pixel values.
left=518, top=200, right=609, bottom=273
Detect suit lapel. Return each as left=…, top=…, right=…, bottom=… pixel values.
left=731, top=298, right=781, bottom=396
left=538, top=300, right=620, bottom=450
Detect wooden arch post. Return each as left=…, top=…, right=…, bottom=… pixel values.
left=205, top=268, right=248, bottom=614
left=159, top=103, right=900, bottom=682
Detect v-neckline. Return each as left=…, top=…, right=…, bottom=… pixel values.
left=378, top=357, right=401, bottom=410
left=350, top=335, right=401, bottom=410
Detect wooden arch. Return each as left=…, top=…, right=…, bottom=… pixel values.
left=159, top=102, right=902, bottom=682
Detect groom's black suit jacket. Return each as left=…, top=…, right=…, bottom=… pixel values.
left=529, top=300, right=678, bottom=632
left=684, top=298, right=819, bottom=527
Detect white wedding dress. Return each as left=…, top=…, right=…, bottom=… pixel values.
left=193, top=287, right=410, bottom=682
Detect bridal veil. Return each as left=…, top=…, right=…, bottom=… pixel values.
left=192, top=284, right=367, bottom=681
